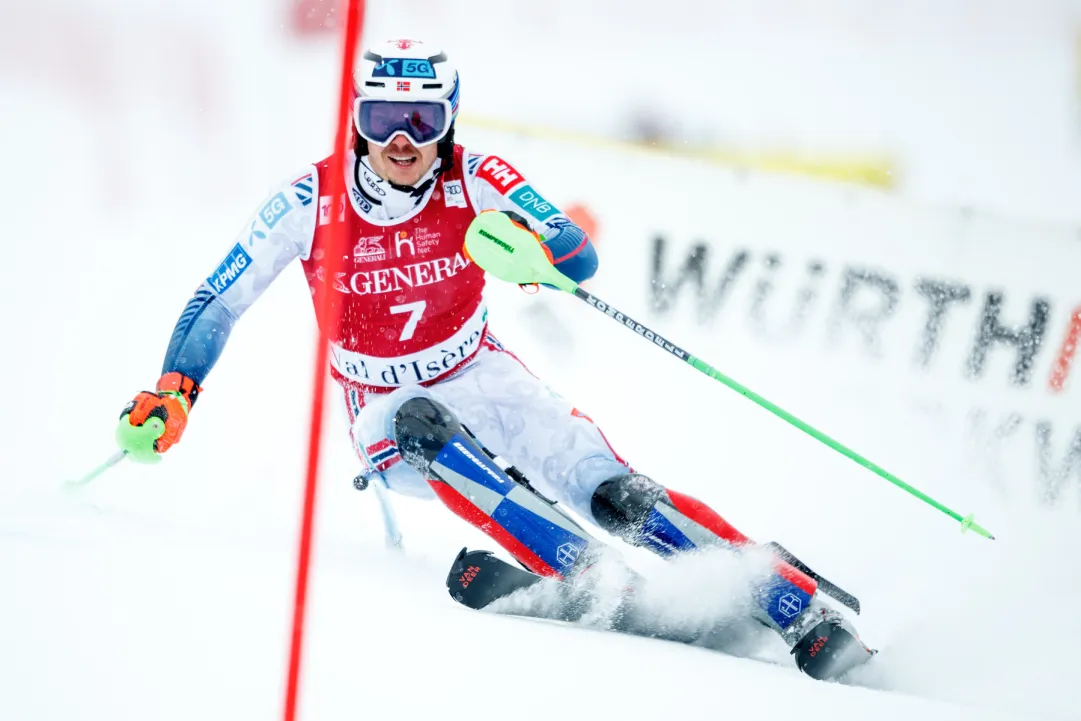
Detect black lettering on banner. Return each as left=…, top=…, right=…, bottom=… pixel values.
left=749, top=255, right=827, bottom=339
left=966, top=409, right=1024, bottom=495
left=966, top=292, right=1051, bottom=386
left=913, top=278, right=971, bottom=368
left=829, top=268, right=900, bottom=357
left=651, top=236, right=707, bottom=314
left=1035, top=422, right=1081, bottom=506
left=793, top=260, right=827, bottom=333
left=381, top=365, right=401, bottom=385
left=345, top=360, right=371, bottom=380
left=650, top=236, right=749, bottom=323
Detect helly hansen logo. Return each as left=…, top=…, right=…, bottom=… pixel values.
left=477, top=156, right=522, bottom=193
left=208, top=244, right=252, bottom=294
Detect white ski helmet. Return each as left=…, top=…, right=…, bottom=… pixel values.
left=352, top=39, right=460, bottom=151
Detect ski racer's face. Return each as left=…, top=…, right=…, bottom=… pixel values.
left=369, top=133, right=438, bottom=186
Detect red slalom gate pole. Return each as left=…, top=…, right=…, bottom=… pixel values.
left=284, top=2, right=365, bottom=720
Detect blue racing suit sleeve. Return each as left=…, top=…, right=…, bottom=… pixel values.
left=158, top=164, right=318, bottom=387
left=541, top=222, right=598, bottom=284
left=462, top=151, right=600, bottom=285
left=161, top=288, right=237, bottom=386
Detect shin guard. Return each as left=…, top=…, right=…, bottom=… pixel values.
left=394, top=396, right=597, bottom=578
left=590, top=473, right=818, bottom=630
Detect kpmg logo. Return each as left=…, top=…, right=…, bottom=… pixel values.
left=208, top=244, right=252, bottom=294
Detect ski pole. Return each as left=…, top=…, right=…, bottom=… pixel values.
left=64, top=450, right=128, bottom=489
left=353, top=466, right=404, bottom=549
left=464, top=212, right=995, bottom=540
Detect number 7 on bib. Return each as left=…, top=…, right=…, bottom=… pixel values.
left=390, top=301, right=427, bottom=341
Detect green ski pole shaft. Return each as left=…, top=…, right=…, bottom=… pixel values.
left=64, top=450, right=128, bottom=489
left=460, top=210, right=993, bottom=540
left=571, top=288, right=995, bottom=540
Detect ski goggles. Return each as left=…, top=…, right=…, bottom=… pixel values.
left=354, top=97, right=453, bottom=148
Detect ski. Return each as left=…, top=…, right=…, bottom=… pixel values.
left=448, top=547, right=550, bottom=611
left=764, top=542, right=861, bottom=615
left=446, top=547, right=876, bottom=681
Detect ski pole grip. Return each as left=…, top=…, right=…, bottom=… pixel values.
left=116, top=415, right=166, bottom=464
left=464, top=212, right=578, bottom=293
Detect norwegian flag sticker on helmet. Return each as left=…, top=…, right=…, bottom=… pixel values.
left=396, top=80, right=411, bottom=92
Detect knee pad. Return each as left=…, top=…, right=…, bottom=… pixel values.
left=591, top=474, right=751, bottom=555
left=590, top=473, right=667, bottom=542
left=395, top=395, right=597, bottom=578
left=393, top=395, right=464, bottom=476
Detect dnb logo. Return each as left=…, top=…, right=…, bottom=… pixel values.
left=509, top=184, right=556, bottom=222
left=778, top=593, right=803, bottom=619
left=208, top=244, right=252, bottom=294
left=556, top=543, right=581, bottom=567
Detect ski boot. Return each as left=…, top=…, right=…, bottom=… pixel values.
left=591, top=472, right=875, bottom=679
left=784, top=604, right=876, bottom=680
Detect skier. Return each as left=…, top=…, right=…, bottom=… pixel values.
left=116, top=38, right=873, bottom=679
